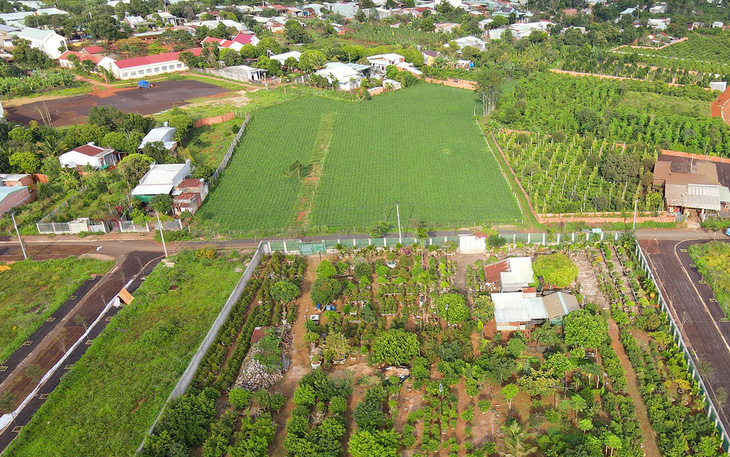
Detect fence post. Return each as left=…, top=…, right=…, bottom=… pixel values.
left=557, top=233, right=560, bottom=244
left=542, top=233, right=546, bottom=245
left=527, top=233, right=531, bottom=244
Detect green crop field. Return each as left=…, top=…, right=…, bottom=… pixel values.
left=0, top=257, right=113, bottom=361
left=199, top=83, right=522, bottom=234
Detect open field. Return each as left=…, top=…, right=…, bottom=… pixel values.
left=200, top=83, right=521, bottom=234
left=3, top=249, right=244, bottom=457
left=4, top=80, right=228, bottom=126
left=620, top=90, right=711, bottom=118
left=0, top=257, right=113, bottom=361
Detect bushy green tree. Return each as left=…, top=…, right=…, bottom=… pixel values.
left=564, top=309, right=608, bottom=350
left=533, top=254, right=578, bottom=288
left=371, top=329, right=419, bottom=365
left=436, top=293, right=469, bottom=324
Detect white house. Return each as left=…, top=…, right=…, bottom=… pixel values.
left=647, top=18, right=670, bottom=30
left=453, top=35, right=487, bottom=51
left=649, top=3, right=667, bottom=13
left=16, top=27, right=67, bottom=59
left=367, top=53, right=405, bottom=72
left=315, top=62, right=364, bottom=91
left=270, top=50, right=301, bottom=65
left=59, top=143, right=118, bottom=169
left=508, top=21, right=553, bottom=39
left=329, top=2, right=359, bottom=19
left=713, top=21, right=724, bottom=28
left=106, top=48, right=202, bottom=80
left=139, top=124, right=177, bottom=151
left=131, top=161, right=191, bottom=202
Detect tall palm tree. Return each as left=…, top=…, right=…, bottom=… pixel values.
left=502, top=422, right=538, bottom=457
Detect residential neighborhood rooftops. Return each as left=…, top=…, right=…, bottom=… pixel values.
left=114, top=48, right=202, bottom=69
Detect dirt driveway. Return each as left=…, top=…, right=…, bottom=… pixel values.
left=5, top=80, right=229, bottom=126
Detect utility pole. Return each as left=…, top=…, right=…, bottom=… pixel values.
left=396, top=203, right=402, bottom=244
left=156, top=211, right=168, bottom=258
left=632, top=199, right=638, bottom=231
left=11, top=213, right=27, bottom=260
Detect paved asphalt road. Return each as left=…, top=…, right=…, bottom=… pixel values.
left=640, top=238, right=730, bottom=435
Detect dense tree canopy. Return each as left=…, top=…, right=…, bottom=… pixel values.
left=371, top=329, right=419, bottom=365
left=533, top=254, right=579, bottom=288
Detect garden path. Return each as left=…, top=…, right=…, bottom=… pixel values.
left=570, top=252, right=608, bottom=308
left=608, top=319, right=661, bottom=457
left=269, top=257, right=317, bottom=456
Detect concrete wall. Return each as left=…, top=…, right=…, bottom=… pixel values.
left=139, top=242, right=264, bottom=452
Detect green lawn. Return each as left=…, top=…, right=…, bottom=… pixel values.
left=4, top=251, right=244, bottom=457
left=199, top=83, right=522, bottom=234
left=688, top=241, right=730, bottom=318
left=0, top=257, right=113, bottom=361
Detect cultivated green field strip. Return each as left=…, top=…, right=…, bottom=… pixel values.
left=291, top=110, right=338, bottom=228
left=309, top=84, right=522, bottom=227
left=199, top=97, right=336, bottom=232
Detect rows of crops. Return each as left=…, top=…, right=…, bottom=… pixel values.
left=623, top=31, right=730, bottom=66
left=198, top=97, right=336, bottom=233
left=557, top=48, right=727, bottom=88
left=497, top=71, right=730, bottom=155
left=311, top=84, right=521, bottom=228
left=496, top=131, right=660, bottom=213
left=200, top=84, right=522, bottom=233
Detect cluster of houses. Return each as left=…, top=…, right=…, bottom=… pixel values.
left=0, top=123, right=209, bottom=218
left=484, top=256, right=581, bottom=331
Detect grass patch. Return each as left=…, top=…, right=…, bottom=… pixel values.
left=620, top=91, right=711, bottom=118
left=200, top=83, right=522, bottom=235
left=4, top=250, right=244, bottom=457
left=689, top=241, right=730, bottom=318
left=180, top=120, right=241, bottom=168
left=0, top=257, right=113, bottom=361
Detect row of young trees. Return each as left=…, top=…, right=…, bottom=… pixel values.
left=496, top=71, right=730, bottom=156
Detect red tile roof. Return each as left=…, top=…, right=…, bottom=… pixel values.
left=484, top=259, right=509, bottom=284
left=82, top=45, right=104, bottom=54
left=70, top=144, right=113, bottom=157
left=58, top=50, right=105, bottom=64
left=202, top=36, right=234, bottom=48
left=114, top=48, right=203, bottom=69
left=232, top=32, right=256, bottom=44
